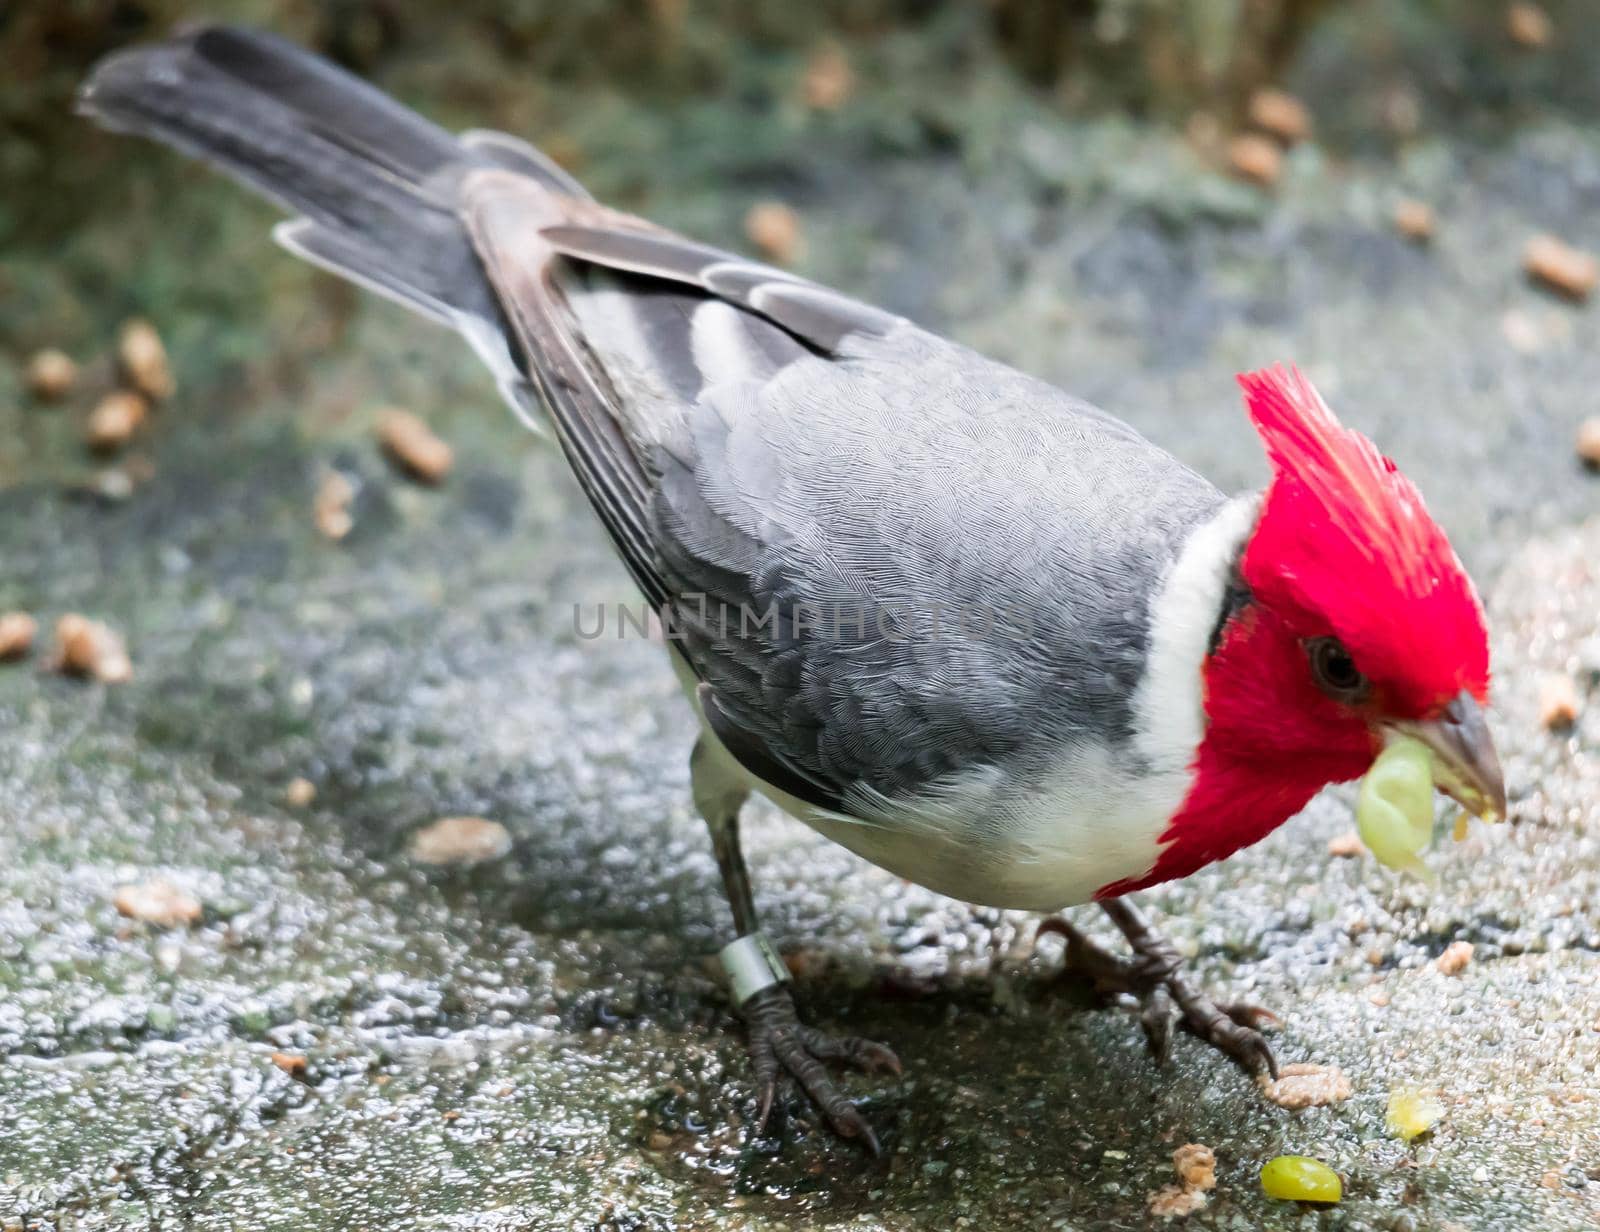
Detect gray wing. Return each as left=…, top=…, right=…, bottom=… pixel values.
left=466, top=189, right=1225, bottom=812
left=650, top=325, right=1226, bottom=811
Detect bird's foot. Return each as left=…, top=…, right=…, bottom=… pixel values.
left=741, top=984, right=901, bottom=1153
left=1039, top=914, right=1279, bottom=1080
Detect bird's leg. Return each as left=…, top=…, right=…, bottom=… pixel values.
left=1043, top=897, right=1278, bottom=1080
left=691, top=738, right=900, bottom=1152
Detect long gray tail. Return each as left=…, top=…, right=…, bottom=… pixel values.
left=77, top=24, right=586, bottom=380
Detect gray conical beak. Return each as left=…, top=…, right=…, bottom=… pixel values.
left=1387, top=692, right=1507, bottom=823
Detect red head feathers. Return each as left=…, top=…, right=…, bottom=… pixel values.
left=1097, top=365, right=1498, bottom=899
left=1236, top=365, right=1490, bottom=719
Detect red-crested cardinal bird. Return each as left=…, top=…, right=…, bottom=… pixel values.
left=81, top=26, right=1504, bottom=1153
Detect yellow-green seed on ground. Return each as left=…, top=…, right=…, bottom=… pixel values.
left=1385, top=1088, right=1445, bottom=1140
left=1356, top=734, right=1436, bottom=883
left=1260, top=1155, right=1342, bottom=1203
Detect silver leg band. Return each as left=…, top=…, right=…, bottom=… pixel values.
left=718, top=932, right=791, bottom=1006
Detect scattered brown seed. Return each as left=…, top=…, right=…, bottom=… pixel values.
left=117, top=318, right=175, bottom=400
left=26, top=349, right=78, bottom=401
left=1369, top=987, right=1392, bottom=1008
left=1539, top=673, right=1581, bottom=730
left=745, top=202, right=803, bottom=266
left=313, top=468, right=356, bottom=540
left=1576, top=417, right=1600, bottom=469
left=1437, top=940, right=1475, bottom=975
left=1507, top=2, right=1552, bottom=48
left=1173, top=1143, right=1217, bottom=1191
left=269, top=1051, right=308, bottom=1075
left=0, top=612, right=37, bottom=661
left=86, top=391, right=149, bottom=453
left=285, top=777, right=317, bottom=808
left=1147, top=1183, right=1208, bottom=1218
left=113, top=879, right=201, bottom=928
left=1524, top=234, right=1598, bottom=301
left=801, top=44, right=854, bottom=111
left=1539, top=1168, right=1563, bottom=1189
left=50, top=614, right=132, bottom=683
left=1327, top=830, right=1363, bottom=858
left=377, top=409, right=453, bottom=484
left=1226, top=134, right=1282, bottom=187
left=1260, top=1062, right=1352, bottom=1109
left=408, top=816, right=512, bottom=866
left=1247, top=88, right=1312, bottom=144
left=1393, top=199, right=1435, bottom=242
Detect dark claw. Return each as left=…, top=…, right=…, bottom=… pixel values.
left=1176, top=993, right=1277, bottom=1078
left=1037, top=917, right=1147, bottom=995
left=752, top=1037, right=780, bottom=1132
left=1046, top=906, right=1281, bottom=1083
left=1221, top=1002, right=1282, bottom=1030
left=740, top=985, right=897, bottom=1153
left=798, top=1024, right=904, bottom=1076
left=1138, top=982, right=1176, bottom=1066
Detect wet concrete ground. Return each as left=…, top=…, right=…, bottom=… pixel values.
left=4, top=19, right=1600, bottom=1232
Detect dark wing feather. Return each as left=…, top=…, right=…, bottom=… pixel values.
left=462, top=173, right=668, bottom=607
left=696, top=684, right=845, bottom=812
left=540, top=223, right=904, bottom=352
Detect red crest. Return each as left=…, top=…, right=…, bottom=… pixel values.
left=1236, top=365, right=1489, bottom=718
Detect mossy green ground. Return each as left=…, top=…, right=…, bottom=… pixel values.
left=2, top=5, right=1599, bottom=1228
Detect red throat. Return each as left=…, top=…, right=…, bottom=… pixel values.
left=1093, top=771, right=1327, bottom=898
left=1096, top=603, right=1379, bottom=898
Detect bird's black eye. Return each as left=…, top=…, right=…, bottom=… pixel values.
left=1307, top=637, right=1370, bottom=702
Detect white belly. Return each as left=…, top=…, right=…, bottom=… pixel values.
left=794, top=749, right=1188, bottom=911
left=681, top=657, right=1183, bottom=910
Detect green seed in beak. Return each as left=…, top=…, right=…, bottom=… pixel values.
left=1355, top=735, right=1437, bottom=884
